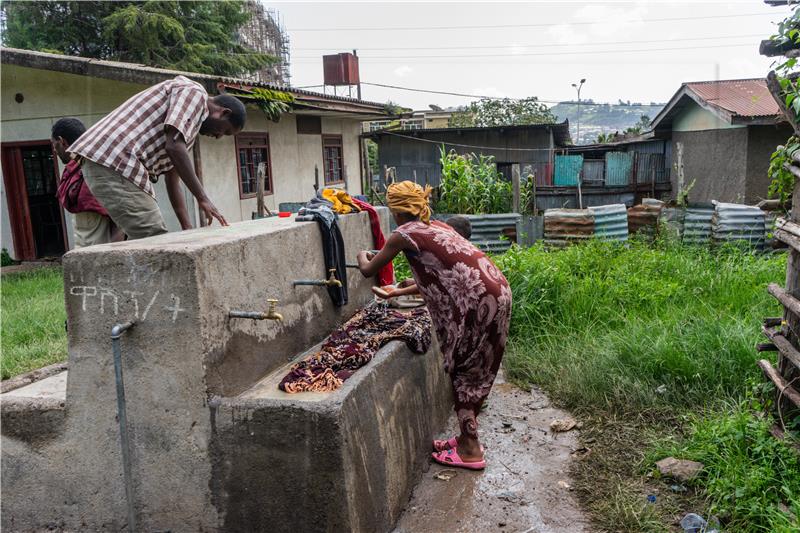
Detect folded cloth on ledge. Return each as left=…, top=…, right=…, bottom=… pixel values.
left=322, top=188, right=362, bottom=214
left=279, top=302, right=432, bottom=393
left=352, top=197, right=394, bottom=286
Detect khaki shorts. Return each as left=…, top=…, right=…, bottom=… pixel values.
left=73, top=211, right=112, bottom=248
left=81, top=160, right=167, bottom=240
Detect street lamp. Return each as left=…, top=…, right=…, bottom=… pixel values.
left=571, top=78, right=586, bottom=144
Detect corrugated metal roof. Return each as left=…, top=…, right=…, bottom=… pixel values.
left=686, top=79, right=778, bottom=119
left=0, top=47, right=391, bottom=112
left=364, top=121, right=573, bottom=147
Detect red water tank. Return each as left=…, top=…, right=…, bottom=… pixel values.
left=323, top=53, right=360, bottom=86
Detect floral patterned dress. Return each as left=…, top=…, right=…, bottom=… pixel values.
left=396, top=220, right=512, bottom=412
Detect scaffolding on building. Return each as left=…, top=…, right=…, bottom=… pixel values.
left=238, top=1, right=290, bottom=85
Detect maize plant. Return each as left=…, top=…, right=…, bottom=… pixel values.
left=436, top=146, right=512, bottom=214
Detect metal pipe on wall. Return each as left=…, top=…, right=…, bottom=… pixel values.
left=111, top=321, right=137, bottom=532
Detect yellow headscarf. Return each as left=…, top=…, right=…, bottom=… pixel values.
left=386, top=181, right=433, bottom=223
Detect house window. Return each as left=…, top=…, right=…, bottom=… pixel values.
left=322, top=135, right=344, bottom=184
left=236, top=134, right=272, bottom=198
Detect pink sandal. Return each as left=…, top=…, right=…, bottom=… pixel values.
left=431, top=447, right=486, bottom=470
left=432, top=436, right=485, bottom=453
left=432, top=436, right=458, bottom=452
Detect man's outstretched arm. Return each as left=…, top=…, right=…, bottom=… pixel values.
left=165, top=168, right=193, bottom=230
left=164, top=125, right=228, bottom=227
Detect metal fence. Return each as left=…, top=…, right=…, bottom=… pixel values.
left=605, top=152, right=634, bottom=187
left=554, top=155, right=583, bottom=186
left=433, top=213, right=521, bottom=253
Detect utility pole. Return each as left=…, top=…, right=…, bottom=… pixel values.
left=571, top=78, right=586, bottom=145
left=353, top=49, right=362, bottom=100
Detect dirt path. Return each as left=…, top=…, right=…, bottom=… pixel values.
left=395, top=372, right=591, bottom=533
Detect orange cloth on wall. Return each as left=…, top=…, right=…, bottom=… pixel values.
left=322, top=188, right=361, bottom=214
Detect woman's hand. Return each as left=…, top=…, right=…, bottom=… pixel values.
left=357, top=250, right=375, bottom=268
left=357, top=232, right=407, bottom=278
left=371, top=285, right=395, bottom=299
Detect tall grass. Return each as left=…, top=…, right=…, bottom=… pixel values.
left=496, top=239, right=784, bottom=415
left=1, top=268, right=66, bottom=379
left=495, top=239, right=797, bottom=531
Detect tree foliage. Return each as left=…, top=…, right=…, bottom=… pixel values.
left=1, top=0, right=274, bottom=77
left=448, top=97, right=556, bottom=128
left=766, top=5, right=800, bottom=202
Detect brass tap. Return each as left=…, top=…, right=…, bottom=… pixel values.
left=228, top=299, right=283, bottom=321
left=265, top=299, right=283, bottom=321
left=292, top=269, right=343, bottom=288
left=325, top=268, right=343, bottom=288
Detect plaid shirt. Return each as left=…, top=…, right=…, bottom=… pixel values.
left=69, top=75, right=209, bottom=198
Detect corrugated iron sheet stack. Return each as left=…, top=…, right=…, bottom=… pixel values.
left=711, top=201, right=766, bottom=250
left=588, top=204, right=629, bottom=242
left=544, top=209, right=595, bottom=247
left=627, top=198, right=664, bottom=237
left=681, top=204, right=715, bottom=246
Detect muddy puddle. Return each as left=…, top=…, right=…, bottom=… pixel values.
left=394, top=372, right=591, bottom=533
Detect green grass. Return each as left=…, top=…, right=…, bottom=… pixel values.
left=495, top=238, right=799, bottom=531
left=650, top=406, right=800, bottom=532
left=1, top=267, right=67, bottom=379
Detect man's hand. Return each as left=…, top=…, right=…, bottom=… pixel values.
left=164, top=125, right=228, bottom=227
left=198, top=198, right=228, bottom=227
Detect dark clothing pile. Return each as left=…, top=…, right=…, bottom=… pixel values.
left=297, top=192, right=348, bottom=306
left=279, top=302, right=432, bottom=393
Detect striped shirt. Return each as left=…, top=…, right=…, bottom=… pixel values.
left=70, top=75, right=209, bottom=198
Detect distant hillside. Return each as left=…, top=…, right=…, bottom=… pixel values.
left=550, top=101, right=665, bottom=144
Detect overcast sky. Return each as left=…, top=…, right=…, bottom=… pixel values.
left=270, top=0, right=793, bottom=110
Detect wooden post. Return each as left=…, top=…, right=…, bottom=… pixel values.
left=651, top=166, right=656, bottom=199
left=675, top=142, right=685, bottom=204
left=512, top=163, right=521, bottom=213
left=255, top=162, right=272, bottom=217
left=781, top=173, right=800, bottom=385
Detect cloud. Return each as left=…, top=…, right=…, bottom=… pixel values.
left=393, top=65, right=413, bottom=77
left=575, top=3, right=648, bottom=38
left=547, top=23, right=588, bottom=45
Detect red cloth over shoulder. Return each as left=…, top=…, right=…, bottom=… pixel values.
left=57, top=159, right=109, bottom=216
left=352, top=198, right=394, bottom=286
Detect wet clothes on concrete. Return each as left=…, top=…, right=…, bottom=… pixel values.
left=279, top=302, right=432, bottom=393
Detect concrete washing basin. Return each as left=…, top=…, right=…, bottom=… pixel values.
left=1, top=210, right=452, bottom=532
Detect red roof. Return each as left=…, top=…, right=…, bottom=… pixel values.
left=686, top=79, right=779, bottom=118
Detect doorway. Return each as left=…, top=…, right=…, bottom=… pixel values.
left=2, top=141, right=66, bottom=260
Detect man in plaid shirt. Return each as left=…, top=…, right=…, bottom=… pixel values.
left=69, top=75, right=246, bottom=239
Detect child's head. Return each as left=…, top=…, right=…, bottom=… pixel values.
left=445, top=215, right=472, bottom=239
left=386, top=181, right=433, bottom=225
left=51, top=117, right=86, bottom=164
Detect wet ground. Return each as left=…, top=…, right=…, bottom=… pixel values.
left=395, top=372, right=591, bottom=533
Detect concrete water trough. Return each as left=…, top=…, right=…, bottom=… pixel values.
left=1, top=209, right=451, bottom=532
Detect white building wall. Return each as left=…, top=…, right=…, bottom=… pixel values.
left=0, top=64, right=366, bottom=259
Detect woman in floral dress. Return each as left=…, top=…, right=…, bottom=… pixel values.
left=357, top=181, right=511, bottom=470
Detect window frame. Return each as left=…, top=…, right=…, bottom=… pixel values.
left=321, top=134, right=345, bottom=186
left=235, top=133, right=274, bottom=199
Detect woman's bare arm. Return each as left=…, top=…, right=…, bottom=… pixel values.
left=357, top=232, right=409, bottom=278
